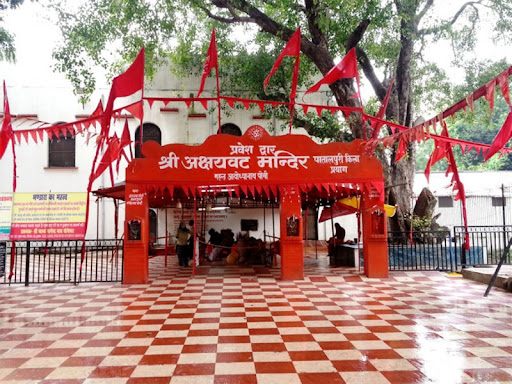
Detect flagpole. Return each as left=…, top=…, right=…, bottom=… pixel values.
left=140, top=48, right=145, bottom=156
left=11, top=137, right=16, bottom=192
left=289, top=52, right=301, bottom=134
left=216, top=64, right=221, bottom=134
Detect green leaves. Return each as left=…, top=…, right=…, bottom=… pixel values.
left=49, top=0, right=512, bottom=150
left=0, top=26, right=15, bottom=62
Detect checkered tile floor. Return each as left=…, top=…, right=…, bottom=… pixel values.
left=1, top=255, right=512, bottom=384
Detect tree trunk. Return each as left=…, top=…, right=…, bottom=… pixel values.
left=380, top=2, right=419, bottom=233
left=212, top=0, right=420, bottom=231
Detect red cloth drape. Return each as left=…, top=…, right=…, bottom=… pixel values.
left=485, top=112, right=512, bottom=161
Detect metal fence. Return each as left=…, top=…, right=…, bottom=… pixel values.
left=454, top=226, right=512, bottom=268
left=0, top=239, right=123, bottom=285
left=388, top=226, right=512, bottom=271
left=388, top=230, right=454, bottom=271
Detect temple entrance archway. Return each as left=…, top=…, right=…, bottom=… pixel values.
left=123, top=126, right=388, bottom=284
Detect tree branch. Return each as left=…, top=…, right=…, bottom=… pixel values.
left=204, top=0, right=332, bottom=71
left=450, top=0, right=482, bottom=25
left=304, top=0, right=326, bottom=47
left=199, top=6, right=253, bottom=24
left=356, top=47, right=386, bottom=99
left=415, top=0, right=433, bottom=25
left=346, top=19, right=370, bottom=52
left=418, top=0, right=482, bottom=35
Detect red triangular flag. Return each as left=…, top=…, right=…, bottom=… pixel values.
left=102, top=48, right=144, bottom=142
left=226, top=98, right=235, bottom=108
left=29, top=130, right=38, bottom=143
left=124, top=100, right=143, bottom=121
left=485, top=112, right=512, bottom=161
left=119, top=118, right=133, bottom=161
left=112, top=50, right=144, bottom=100
left=116, top=126, right=130, bottom=173
left=91, top=135, right=122, bottom=183
left=91, top=99, right=104, bottom=117
left=371, top=78, right=394, bottom=139
left=466, top=93, right=474, bottom=112
left=263, top=27, right=301, bottom=89
left=197, top=28, right=218, bottom=98
left=498, top=73, right=511, bottom=106
left=395, top=136, right=407, bottom=162
left=425, top=123, right=451, bottom=182
left=304, top=48, right=358, bottom=95
left=485, top=79, right=496, bottom=113
left=21, top=131, right=29, bottom=144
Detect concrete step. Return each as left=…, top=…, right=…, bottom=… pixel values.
left=461, top=265, right=512, bottom=291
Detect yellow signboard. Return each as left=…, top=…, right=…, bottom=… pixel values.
left=10, top=193, right=87, bottom=240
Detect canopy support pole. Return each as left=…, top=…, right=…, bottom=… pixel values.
left=263, top=202, right=266, bottom=245
left=192, top=198, right=197, bottom=278
left=330, top=204, right=336, bottom=257
left=165, top=206, right=168, bottom=266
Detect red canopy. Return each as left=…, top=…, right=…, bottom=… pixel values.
left=319, top=201, right=358, bottom=222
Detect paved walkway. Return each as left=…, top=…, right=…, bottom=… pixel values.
left=1, top=255, right=512, bottom=384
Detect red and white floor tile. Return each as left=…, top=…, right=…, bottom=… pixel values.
left=1, top=255, right=512, bottom=384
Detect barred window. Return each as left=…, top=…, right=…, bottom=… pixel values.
left=135, top=123, right=161, bottom=158
left=220, top=123, right=242, bottom=136
left=492, top=197, right=506, bottom=207
left=48, top=130, right=75, bottom=167
left=438, top=196, right=453, bottom=208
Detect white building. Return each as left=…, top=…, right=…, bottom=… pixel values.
left=1, top=65, right=350, bottom=244
left=414, top=171, right=512, bottom=229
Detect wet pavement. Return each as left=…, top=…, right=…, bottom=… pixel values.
left=0, top=254, right=511, bottom=384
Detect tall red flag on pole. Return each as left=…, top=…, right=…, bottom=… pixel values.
left=371, top=78, right=394, bottom=139
left=101, top=47, right=145, bottom=142
left=263, top=28, right=301, bottom=133
left=263, top=28, right=301, bottom=91
left=197, top=28, right=218, bottom=98
left=119, top=118, right=133, bottom=162
left=303, top=48, right=359, bottom=96
left=0, top=81, right=13, bottom=159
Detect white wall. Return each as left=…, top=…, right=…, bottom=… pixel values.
left=0, top=66, right=329, bottom=240
left=152, top=207, right=281, bottom=245
left=317, top=208, right=359, bottom=242
left=414, top=171, right=512, bottom=228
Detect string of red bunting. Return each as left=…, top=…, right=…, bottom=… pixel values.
left=0, top=36, right=510, bottom=222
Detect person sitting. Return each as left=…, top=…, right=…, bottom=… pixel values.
left=207, top=228, right=222, bottom=261
left=328, top=223, right=346, bottom=256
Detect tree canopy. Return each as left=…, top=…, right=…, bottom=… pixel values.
left=0, top=0, right=27, bottom=62
left=416, top=59, right=512, bottom=172
left=51, top=0, right=512, bottom=231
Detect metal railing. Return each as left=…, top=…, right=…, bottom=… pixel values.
left=454, top=226, right=512, bottom=268
left=388, top=230, right=454, bottom=271
left=0, top=239, right=123, bottom=285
